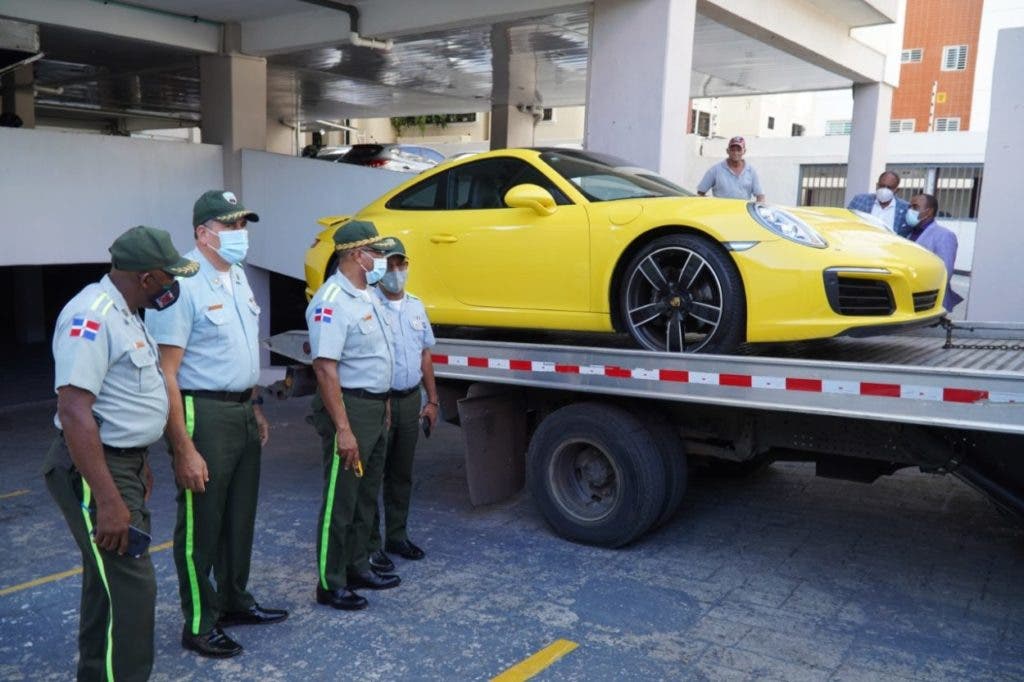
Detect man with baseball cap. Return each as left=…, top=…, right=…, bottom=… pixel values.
left=367, top=237, right=439, bottom=574
left=696, top=135, right=766, bottom=202
left=307, top=220, right=400, bottom=612
left=147, top=190, right=287, bottom=658
left=44, top=225, right=197, bottom=680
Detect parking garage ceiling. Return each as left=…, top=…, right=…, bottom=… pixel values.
left=5, top=0, right=863, bottom=129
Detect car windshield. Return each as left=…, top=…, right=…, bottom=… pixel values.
left=540, top=150, right=692, bottom=202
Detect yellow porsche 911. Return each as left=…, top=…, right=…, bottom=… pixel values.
left=305, top=148, right=947, bottom=354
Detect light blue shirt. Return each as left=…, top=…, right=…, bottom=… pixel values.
left=306, top=272, right=394, bottom=394
left=146, top=248, right=261, bottom=391
left=53, top=275, right=168, bottom=448
left=374, top=289, right=436, bottom=391
left=697, top=159, right=764, bottom=200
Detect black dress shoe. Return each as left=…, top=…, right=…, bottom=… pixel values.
left=385, top=539, right=426, bottom=560
left=315, top=585, right=368, bottom=611
left=347, top=568, right=401, bottom=590
left=369, top=549, right=395, bottom=573
left=218, top=603, right=289, bottom=627
left=181, top=626, right=243, bottom=658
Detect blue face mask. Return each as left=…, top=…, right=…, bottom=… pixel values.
left=905, top=209, right=921, bottom=228
left=360, top=251, right=387, bottom=285
left=216, top=229, right=249, bottom=264
left=379, top=269, right=408, bottom=294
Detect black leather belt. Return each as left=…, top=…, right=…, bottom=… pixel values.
left=181, top=389, right=252, bottom=403
left=391, top=385, right=420, bottom=398
left=103, top=444, right=147, bottom=456
left=341, top=387, right=390, bottom=401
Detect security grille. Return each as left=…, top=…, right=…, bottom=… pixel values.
left=901, top=48, right=923, bottom=63
left=935, top=117, right=960, bottom=132
left=798, top=163, right=983, bottom=221
left=890, top=119, right=915, bottom=133
left=942, top=45, right=968, bottom=71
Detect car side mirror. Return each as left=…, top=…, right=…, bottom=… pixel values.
left=504, top=184, right=557, bottom=216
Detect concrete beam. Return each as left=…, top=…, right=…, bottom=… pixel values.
left=0, top=0, right=220, bottom=53
left=697, top=0, right=889, bottom=85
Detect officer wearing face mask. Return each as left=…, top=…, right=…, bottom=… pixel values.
left=146, top=190, right=288, bottom=659
left=306, top=220, right=399, bottom=613
left=44, top=226, right=198, bottom=681
left=366, top=238, right=439, bottom=574
left=847, top=170, right=911, bottom=237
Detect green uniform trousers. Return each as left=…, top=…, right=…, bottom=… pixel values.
left=310, top=390, right=388, bottom=590
left=43, top=437, right=156, bottom=682
left=172, top=395, right=261, bottom=636
left=368, top=388, right=422, bottom=552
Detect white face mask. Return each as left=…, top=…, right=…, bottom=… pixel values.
left=876, top=187, right=895, bottom=204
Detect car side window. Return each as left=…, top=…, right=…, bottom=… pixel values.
left=445, top=158, right=572, bottom=210
left=386, top=171, right=447, bottom=210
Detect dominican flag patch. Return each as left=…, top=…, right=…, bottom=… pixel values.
left=70, top=317, right=101, bottom=340
left=313, top=306, right=333, bottom=324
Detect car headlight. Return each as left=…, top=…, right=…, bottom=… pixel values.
left=747, top=203, right=827, bottom=248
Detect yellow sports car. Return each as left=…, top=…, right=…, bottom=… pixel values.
left=305, top=148, right=947, bottom=354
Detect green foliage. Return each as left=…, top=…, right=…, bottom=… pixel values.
left=390, top=113, right=476, bottom=135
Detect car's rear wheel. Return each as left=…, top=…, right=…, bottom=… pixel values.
left=619, top=234, right=744, bottom=354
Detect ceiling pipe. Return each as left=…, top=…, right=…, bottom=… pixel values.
left=296, top=0, right=394, bottom=51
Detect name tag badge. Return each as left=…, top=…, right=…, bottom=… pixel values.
left=411, top=318, right=426, bottom=331
left=208, top=303, right=224, bottom=311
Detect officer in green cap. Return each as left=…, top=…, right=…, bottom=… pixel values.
left=147, top=190, right=287, bottom=659
left=307, top=219, right=400, bottom=611
left=44, top=225, right=197, bottom=681
left=367, top=237, right=439, bottom=574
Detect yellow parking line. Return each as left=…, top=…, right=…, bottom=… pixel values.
left=0, top=540, right=173, bottom=597
left=491, top=639, right=579, bottom=682
left=0, top=489, right=30, bottom=500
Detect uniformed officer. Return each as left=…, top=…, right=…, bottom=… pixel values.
left=44, top=225, right=198, bottom=681
left=146, top=190, right=287, bottom=658
left=367, top=238, right=439, bottom=574
left=307, top=220, right=400, bottom=611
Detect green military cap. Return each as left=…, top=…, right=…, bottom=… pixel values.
left=109, top=226, right=199, bottom=277
left=193, top=190, right=260, bottom=227
left=378, top=236, right=407, bottom=259
left=333, top=219, right=394, bottom=252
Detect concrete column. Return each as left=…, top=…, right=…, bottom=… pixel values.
left=199, top=24, right=273, bottom=364
left=844, top=82, right=893, bottom=205
left=966, top=28, right=1024, bottom=322
left=490, top=23, right=538, bottom=149
left=584, top=0, right=695, bottom=182
left=1, top=64, right=35, bottom=128
left=13, top=266, right=45, bottom=343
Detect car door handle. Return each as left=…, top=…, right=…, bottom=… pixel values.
left=430, top=234, right=458, bottom=243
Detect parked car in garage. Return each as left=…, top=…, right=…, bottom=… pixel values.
left=305, top=147, right=948, bottom=354
left=337, top=143, right=444, bottom=173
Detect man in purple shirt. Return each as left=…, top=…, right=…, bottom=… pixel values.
left=907, top=193, right=963, bottom=312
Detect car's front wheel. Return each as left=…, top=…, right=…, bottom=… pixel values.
left=619, top=234, right=744, bottom=354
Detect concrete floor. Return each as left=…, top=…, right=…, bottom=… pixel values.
left=1, top=394, right=1022, bottom=681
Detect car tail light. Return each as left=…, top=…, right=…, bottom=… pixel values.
left=366, top=159, right=388, bottom=168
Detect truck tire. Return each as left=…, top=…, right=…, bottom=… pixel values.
left=634, top=410, right=687, bottom=529
left=526, top=402, right=667, bottom=548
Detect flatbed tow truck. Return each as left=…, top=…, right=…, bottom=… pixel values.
left=266, top=321, right=1024, bottom=548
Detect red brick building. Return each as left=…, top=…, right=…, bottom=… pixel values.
left=892, top=0, right=984, bottom=132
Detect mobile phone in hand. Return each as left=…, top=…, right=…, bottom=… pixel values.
left=94, top=525, right=151, bottom=558
left=421, top=415, right=431, bottom=438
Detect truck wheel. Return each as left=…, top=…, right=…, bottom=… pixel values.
left=527, top=402, right=667, bottom=547
left=635, top=410, right=687, bottom=528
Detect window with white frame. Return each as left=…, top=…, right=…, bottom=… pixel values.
left=935, top=117, right=961, bottom=132
left=889, top=119, right=915, bottom=133
left=825, top=120, right=852, bottom=136
left=540, top=107, right=555, bottom=123
left=941, top=45, right=968, bottom=71
left=901, top=48, right=923, bottom=63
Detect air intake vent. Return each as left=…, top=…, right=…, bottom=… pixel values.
left=823, top=273, right=895, bottom=316
left=913, top=290, right=939, bottom=312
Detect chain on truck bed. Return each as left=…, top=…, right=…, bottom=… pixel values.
left=940, top=318, right=1024, bottom=352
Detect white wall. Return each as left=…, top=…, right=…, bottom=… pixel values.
left=971, top=0, right=1024, bottom=132
left=0, top=128, right=223, bottom=266
left=966, top=27, right=1024, bottom=322
left=241, top=150, right=408, bottom=279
